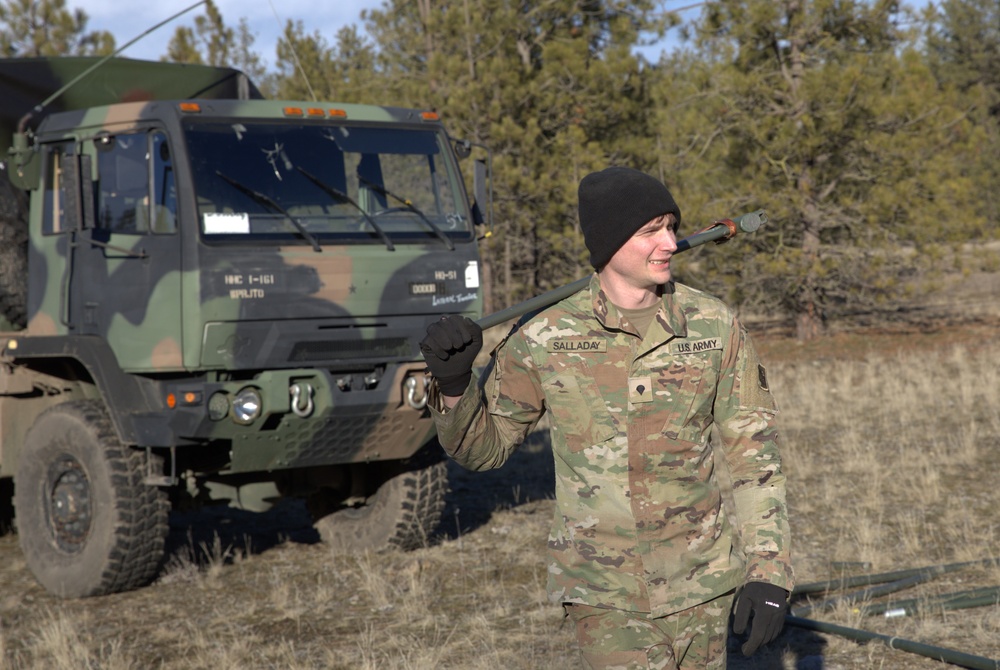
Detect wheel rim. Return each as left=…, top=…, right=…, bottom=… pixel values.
left=46, top=455, right=93, bottom=553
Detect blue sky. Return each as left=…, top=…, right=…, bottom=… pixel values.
left=73, top=0, right=384, bottom=66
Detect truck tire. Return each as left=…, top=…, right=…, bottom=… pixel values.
left=308, top=456, right=447, bottom=552
left=0, top=171, right=29, bottom=328
left=13, top=400, right=169, bottom=598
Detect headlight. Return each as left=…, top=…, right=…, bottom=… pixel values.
left=231, top=387, right=262, bottom=425
left=207, top=392, right=230, bottom=421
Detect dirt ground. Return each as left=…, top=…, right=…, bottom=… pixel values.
left=1, top=312, right=998, bottom=668
left=1, top=421, right=995, bottom=669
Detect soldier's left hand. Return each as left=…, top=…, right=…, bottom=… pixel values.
left=732, top=581, right=789, bottom=656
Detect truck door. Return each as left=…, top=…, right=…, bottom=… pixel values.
left=70, top=129, right=184, bottom=372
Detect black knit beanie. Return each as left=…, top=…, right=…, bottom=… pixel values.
left=578, top=167, right=681, bottom=269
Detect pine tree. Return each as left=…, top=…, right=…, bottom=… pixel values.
left=650, top=0, right=985, bottom=339
left=922, top=0, right=1000, bottom=243
left=272, top=21, right=379, bottom=102
left=163, top=2, right=268, bottom=94
left=358, top=0, right=662, bottom=310
left=165, top=0, right=231, bottom=65
left=924, top=0, right=1000, bottom=112
left=0, top=0, right=114, bottom=56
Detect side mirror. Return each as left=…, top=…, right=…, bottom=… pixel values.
left=454, top=139, right=472, bottom=160
left=7, top=132, right=42, bottom=189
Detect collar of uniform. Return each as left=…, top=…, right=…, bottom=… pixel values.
left=588, top=274, right=687, bottom=339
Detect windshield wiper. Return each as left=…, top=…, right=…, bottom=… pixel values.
left=295, top=167, right=395, bottom=251
left=215, top=171, right=322, bottom=252
left=358, top=176, right=455, bottom=251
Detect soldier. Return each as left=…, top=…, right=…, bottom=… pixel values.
left=420, top=166, right=793, bottom=669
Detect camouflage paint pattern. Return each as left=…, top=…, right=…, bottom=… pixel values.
left=432, top=274, right=793, bottom=618
left=18, top=100, right=479, bottom=363
left=1, top=59, right=482, bottom=480
left=565, top=590, right=734, bottom=670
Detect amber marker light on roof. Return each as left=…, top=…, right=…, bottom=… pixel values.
left=283, top=107, right=304, bottom=117
left=179, top=102, right=201, bottom=113
left=329, top=108, right=347, bottom=118
left=306, top=108, right=325, bottom=117
left=421, top=111, right=440, bottom=121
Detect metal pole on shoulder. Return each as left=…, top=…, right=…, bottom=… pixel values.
left=475, top=210, right=767, bottom=331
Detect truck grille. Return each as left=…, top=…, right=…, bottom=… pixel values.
left=288, top=338, right=412, bottom=362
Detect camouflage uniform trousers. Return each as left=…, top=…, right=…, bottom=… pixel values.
left=565, top=590, right=736, bottom=670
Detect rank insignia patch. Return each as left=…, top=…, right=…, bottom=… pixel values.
left=629, top=376, right=653, bottom=403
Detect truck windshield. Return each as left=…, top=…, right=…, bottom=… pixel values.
left=183, top=121, right=471, bottom=245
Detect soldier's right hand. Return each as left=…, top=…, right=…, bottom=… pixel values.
left=419, top=316, right=483, bottom=396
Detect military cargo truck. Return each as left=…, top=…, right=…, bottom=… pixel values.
left=0, top=57, right=489, bottom=598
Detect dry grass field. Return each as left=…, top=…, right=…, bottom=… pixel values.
left=1, top=316, right=998, bottom=669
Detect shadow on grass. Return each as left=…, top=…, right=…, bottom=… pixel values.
left=162, top=428, right=556, bottom=568
left=164, top=497, right=320, bottom=569
left=439, top=428, right=555, bottom=540
left=726, top=624, right=830, bottom=669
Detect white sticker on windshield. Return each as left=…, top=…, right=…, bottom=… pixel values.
left=204, top=212, right=250, bottom=234
left=465, top=261, right=480, bottom=289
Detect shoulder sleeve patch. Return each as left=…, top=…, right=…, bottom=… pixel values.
left=739, top=331, right=777, bottom=411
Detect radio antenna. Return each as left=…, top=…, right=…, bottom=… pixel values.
left=18, top=0, right=208, bottom=132
left=268, top=0, right=318, bottom=102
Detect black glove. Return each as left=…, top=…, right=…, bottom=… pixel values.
left=419, top=316, right=483, bottom=396
left=732, top=581, right=788, bottom=656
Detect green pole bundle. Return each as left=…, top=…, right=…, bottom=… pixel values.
left=791, top=574, right=930, bottom=617
left=785, top=615, right=1000, bottom=670
left=788, top=559, right=1000, bottom=669
left=792, top=558, right=1000, bottom=597
left=861, top=586, right=1000, bottom=618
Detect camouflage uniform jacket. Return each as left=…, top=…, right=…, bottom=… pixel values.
left=430, top=275, right=793, bottom=617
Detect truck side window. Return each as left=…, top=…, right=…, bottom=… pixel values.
left=96, top=133, right=148, bottom=234
left=92, top=131, right=177, bottom=235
